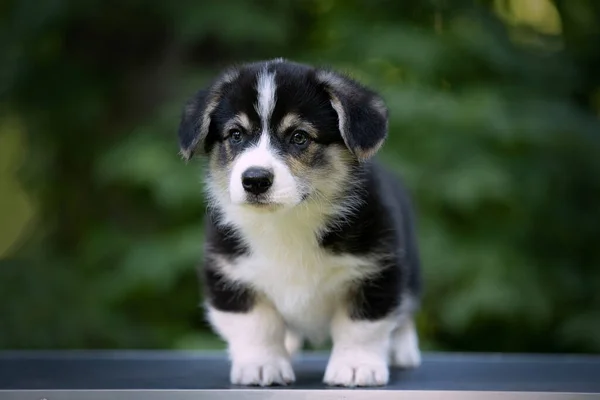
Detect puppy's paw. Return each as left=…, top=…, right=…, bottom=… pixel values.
left=389, top=320, right=421, bottom=369
left=323, top=352, right=389, bottom=387
left=230, top=355, right=295, bottom=386
left=390, top=342, right=421, bottom=368
left=284, top=330, right=303, bottom=358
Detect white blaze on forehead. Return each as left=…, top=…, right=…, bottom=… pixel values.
left=227, top=65, right=304, bottom=208
left=255, top=68, right=277, bottom=133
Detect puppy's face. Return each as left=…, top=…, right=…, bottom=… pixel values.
left=178, top=59, right=389, bottom=212
left=206, top=63, right=351, bottom=210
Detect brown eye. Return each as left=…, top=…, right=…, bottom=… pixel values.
left=291, top=130, right=309, bottom=146
left=229, top=129, right=243, bottom=144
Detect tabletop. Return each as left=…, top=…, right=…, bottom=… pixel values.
left=1, top=351, right=599, bottom=399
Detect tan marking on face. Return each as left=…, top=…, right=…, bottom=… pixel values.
left=277, top=113, right=318, bottom=139
left=284, top=140, right=346, bottom=184
left=278, top=113, right=301, bottom=133
left=280, top=112, right=346, bottom=179
left=282, top=143, right=355, bottom=206
left=321, top=145, right=354, bottom=178
left=236, top=113, right=252, bottom=132
left=208, top=142, right=232, bottom=192
left=217, top=112, right=252, bottom=163
left=220, top=112, right=254, bottom=162
left=223, top=112, right=253, bottom=136
left=223, top=139, right=234, bottom=161
left=209, top=148, right=220, bottom=171
left=285, top=144, right=319, bottom=177
left=285, top=155, right=310, bottom=178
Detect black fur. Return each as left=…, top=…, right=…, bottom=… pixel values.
left=179, top=61, right=358, bottom=160
left=201, top=210, right=255, bottom=313
left=202, top=263, right=255, bottom=313
left=317, top=69, right=388, bottom=159
left=320, top=160, right=421, bottom=320
left=178, top=89, right=209, bottom=157
left=205, top=212, right=250, bottom=260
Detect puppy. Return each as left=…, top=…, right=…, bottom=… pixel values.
left=178, top=59, right=422, bottom=387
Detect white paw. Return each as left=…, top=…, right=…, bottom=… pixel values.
left=389, top=320, right=422, bottom=369
left=230, top=355, right=295, bottom=386
left=390, top=342, right=421, bottom=368
left=323, top=353, right=389, bottom=387
left=284, top=330, right=303, bottom=357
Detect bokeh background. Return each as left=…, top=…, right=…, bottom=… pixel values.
left=1, top=0, right=599, bottom=354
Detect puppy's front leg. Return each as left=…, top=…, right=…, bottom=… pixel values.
left=324, top=309, right=396, bottom=387
left=207, top=301, right=295, bottom=386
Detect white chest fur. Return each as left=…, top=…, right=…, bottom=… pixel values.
left=218, top=203, right=376, bottom=343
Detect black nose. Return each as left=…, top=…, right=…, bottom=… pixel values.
left=241, top=167, right=274, bottom=195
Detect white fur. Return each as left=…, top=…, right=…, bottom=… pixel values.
left=213, top=203, right=381, bottom=344
left=324, top=312, right=396, bottom=387
left=256, top=68, right=276, bottom=133
left=207, top=302, right=295, bottom=386
left=284, top=329, right=304, bottom=357
left=228, top=133, right=301, bottom=206
left=389, top=318, right=422, bottom=368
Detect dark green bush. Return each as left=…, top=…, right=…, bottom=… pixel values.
left=1, top=0, right=599, bottom=353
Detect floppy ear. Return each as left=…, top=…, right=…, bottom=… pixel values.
left=316, top=70, right=389, bottom=161
left=178, top=68, right=240, bottom=161
left=178, top=89, right=210, bottom=161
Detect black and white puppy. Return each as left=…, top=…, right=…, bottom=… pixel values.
left=178, top=59, right=422, bottom=387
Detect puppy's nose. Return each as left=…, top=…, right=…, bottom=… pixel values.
left=241, top=167, right=274, bottom=195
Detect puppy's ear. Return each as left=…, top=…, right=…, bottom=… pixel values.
left=316, top=70, right=388, bottom=161
left=178, top=89, right=210, bottom=161
left=178, top=68, right=240, bottom=161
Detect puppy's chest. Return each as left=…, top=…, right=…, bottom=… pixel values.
left=229, top=225, right=372, bottom=338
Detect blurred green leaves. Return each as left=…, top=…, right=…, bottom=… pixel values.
left=1, top=0, right=599, bottom=354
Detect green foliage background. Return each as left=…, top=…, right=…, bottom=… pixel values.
left=1, top=0, right=599, bottom=353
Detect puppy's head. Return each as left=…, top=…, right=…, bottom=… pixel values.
left=178, top=59, right=388, bottom=211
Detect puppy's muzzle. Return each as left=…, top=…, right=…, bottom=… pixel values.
left=241, top=167, right=274, bottom=195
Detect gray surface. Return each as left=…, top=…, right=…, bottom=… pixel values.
left=1, top=391, right=600, bottom=400
left=0, top=351, right=599, bottom=393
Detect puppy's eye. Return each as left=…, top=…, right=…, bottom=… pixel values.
left=229, top=129, right=243, bottom=144
left=290, top=130, right=309, bottom=147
